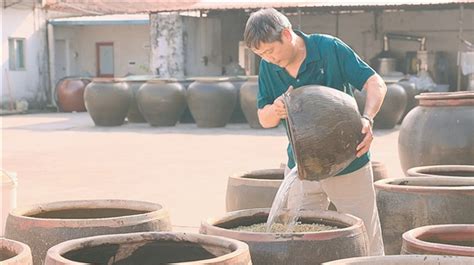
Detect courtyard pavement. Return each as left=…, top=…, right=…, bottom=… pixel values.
left=1, top=112, right=403, bottom=232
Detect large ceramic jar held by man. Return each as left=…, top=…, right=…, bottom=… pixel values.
left=186, top=77, right=238, bottom=128
left=284, top=85, right=363, bottom=181
left=137, top=79, right=186, bottom=126
left=84, top=78, right=132, bottom=126
left=399, top=91, right=474, bottom=173
left=240, top=76, right=263, bottom=129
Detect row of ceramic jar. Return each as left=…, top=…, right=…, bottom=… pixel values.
left=58, top=76, right=415, bottom=130
left=225, top=164, right=474, bottom=258
left=2, top=193, right=473, bottom=265
left=56, top=76, right=264, bottom=129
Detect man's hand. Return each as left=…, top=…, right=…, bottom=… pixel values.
left=356, top=118, right=373, bottom=157
left=272, top=86, right=294, bottom=119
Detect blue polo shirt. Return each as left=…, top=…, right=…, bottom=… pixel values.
left=257, top=31, right=375, bottom=176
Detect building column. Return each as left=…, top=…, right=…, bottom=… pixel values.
left=47, top=22, right=56, bottom=106
left=149, top=12, right=185, bottom=78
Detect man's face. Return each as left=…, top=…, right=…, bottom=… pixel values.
left=252, top=29, right=293, bottom=68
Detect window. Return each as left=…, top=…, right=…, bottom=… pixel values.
left=9, top=38, right=26, bottom=70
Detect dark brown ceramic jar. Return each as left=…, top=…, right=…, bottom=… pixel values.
left=284, top=85, right=363, bottom=181
left=354, top=83, right=407, bottom=129
left=56, top=77, right=91, bottom=112
left=399, top=91, right=474, bottom=173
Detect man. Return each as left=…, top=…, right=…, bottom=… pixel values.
left=244, top=8, right=387, bottom=255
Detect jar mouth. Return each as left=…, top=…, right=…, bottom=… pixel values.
left=416, top=91, right=474, bottom=100
left=245, top=75, right=258, bottom=82
left=91, top=78, right=125, bottom=83
left=416, top=91, right=474, bottom=106
left=191, top=77, right=232, bottom=82
left=147, top=78, right=178, bottom=84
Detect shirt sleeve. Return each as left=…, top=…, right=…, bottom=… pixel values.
left=333, top=38, right=375, bottom=91
left=257, top=61, right=273, bottom=109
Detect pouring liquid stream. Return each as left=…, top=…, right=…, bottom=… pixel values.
left=265, top=167, right=303, bottom=233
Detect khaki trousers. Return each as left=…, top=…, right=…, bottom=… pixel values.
left=285, top=163, right=385, bottom=256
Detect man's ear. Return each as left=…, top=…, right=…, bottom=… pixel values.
left=281, top=28, right=292, bottom=42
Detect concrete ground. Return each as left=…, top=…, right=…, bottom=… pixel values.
left=1, top=112, right=403, bottom=232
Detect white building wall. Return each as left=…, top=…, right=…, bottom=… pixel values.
left=1, top=5, right=49, bottom=108
left=53, top=24, right=151, bottom=79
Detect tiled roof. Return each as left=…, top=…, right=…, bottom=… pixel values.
left=43, top=0, right=474, bottom=15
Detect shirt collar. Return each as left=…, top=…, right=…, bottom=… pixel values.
left=296, top=30, right=321, bottom=63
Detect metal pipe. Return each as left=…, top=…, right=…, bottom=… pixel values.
left=47, top=22, right=57, bottom=107
left=297, top=8, right=302, bottom=30
left=385, top=33, right=426, bottom=51
left=383, top=34, right=389, bottom=51
left=457, top=4, right=464, bottom=91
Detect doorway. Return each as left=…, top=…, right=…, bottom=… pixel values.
left=54, top=39, right=68, bottom=83
left=96, top=42, right=114, bottom=77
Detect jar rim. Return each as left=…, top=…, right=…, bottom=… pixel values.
left=416, top=91, right=474, bottom=100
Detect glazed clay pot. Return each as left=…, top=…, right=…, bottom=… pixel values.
left=229, top=76, right=248, bottom=123
left=407, top=165, right=474, bottom=178
left=284, top=85, right=363, bottom=181
left=224, top=168, right=346, bottom=213
left=399, top=91, right=474, bottom=173
left=186, top=77, right=238, bottom=127
left=354, top=83, right=407, bottom=129
left=178, top=78, right=196, bottom=123
left=5, top=200, right=171, bottom=265
left=0, top=238, right=32, bottom=265
left=124, top=80, right=147, bottom=123
left=374, top=177, right=474, bottom=254
left=371, top=161, right=389, bottom=182
left=137, top=79, right=186, bottom=126
left=200, top=208, right=369, bottom=265
left=84, top=78, right=132, bottom=126
left=397, top=80, right=425, bottom=123
left=56, top=77, right=90, bottom=112
left=45, top=232, right=251, bottom=265
left=324, top=255, right=474, bottom=264
left=226, top=168, right=284, bottom=212
left=401, top=224, right=474, bottom=256
left=240, top=76, right=263, bottom=129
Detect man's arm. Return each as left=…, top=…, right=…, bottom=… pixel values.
left=257, top=86, right=294, bottom=128
left=356, top=74, right=387, bottom=157
left=362, top=74, right=387, bottom=120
